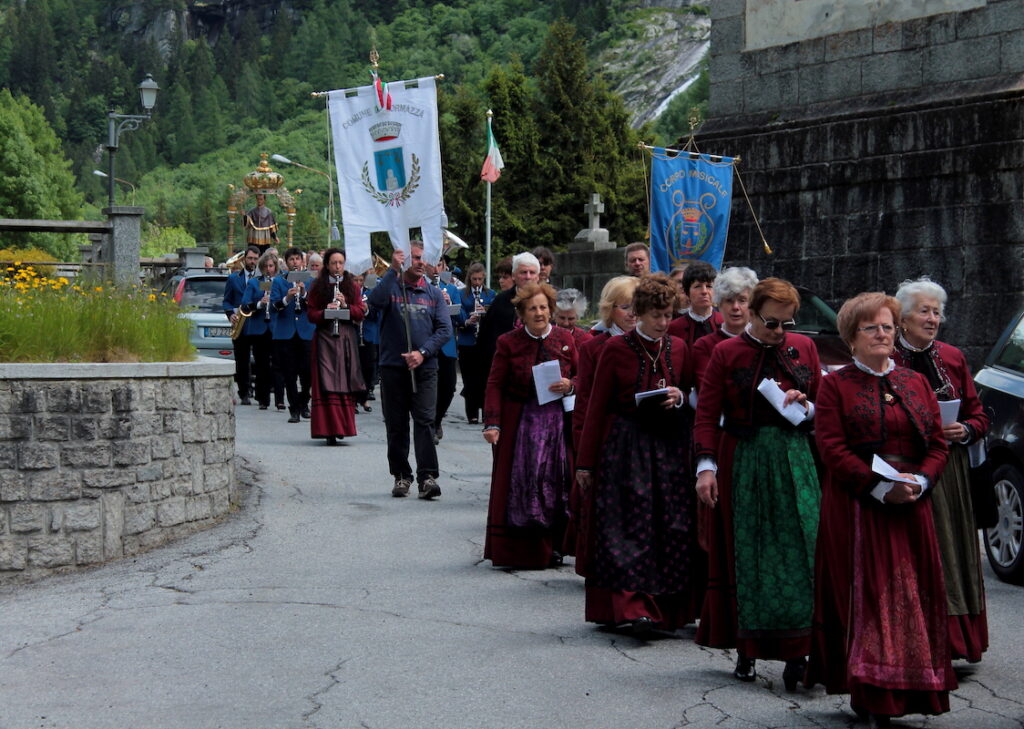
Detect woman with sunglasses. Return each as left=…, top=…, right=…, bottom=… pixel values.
left=892, top=277, right=989, bottom=664
left=806, top=292, right=953, bottom=728
left=693, top=277, right=821, bottom=690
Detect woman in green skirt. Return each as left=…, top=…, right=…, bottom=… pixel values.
left=693, top=277, right=822, bottom=690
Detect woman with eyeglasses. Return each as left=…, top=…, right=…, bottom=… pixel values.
left=805, top=292, right=953, bottom=728
left=693, top=277, right=821, bottom=690
left=892, top=277, right=989, bottom=664
left=565, top=276, right=638, bottom=569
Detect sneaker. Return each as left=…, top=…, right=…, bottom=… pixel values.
left=418, top=477, right=441, bottom=500
left=392, top=478, right=412, bottom=498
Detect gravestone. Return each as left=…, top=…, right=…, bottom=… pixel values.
left=569, top=193, right=614, bottom=251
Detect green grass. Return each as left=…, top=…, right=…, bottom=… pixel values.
left=0, top=266, right=194, bottom=363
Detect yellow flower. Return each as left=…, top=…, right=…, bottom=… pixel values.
left=94, top=286, right=103, bottom=293
left=148, top=293, right=157, bottom=302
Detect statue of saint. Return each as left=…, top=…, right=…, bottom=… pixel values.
left=243, top=193, right=279, bottom=252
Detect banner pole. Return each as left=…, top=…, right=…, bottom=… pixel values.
left=485, top=180, right=492, bottom=290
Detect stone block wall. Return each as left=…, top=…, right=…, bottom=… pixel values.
left=695, top=91, right=1024, bottom=367
left=554, top=246, right=634, bottom=315
left=0, top=359, right=236, bottom=581
left=708, top=0, right=1024, bottom=122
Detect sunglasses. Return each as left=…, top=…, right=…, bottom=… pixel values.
left=758, top=313, right=797, bottom=330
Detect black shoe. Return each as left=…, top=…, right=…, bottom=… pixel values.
left=276, top=403, right=286, bottom=411
left=549, top=550, right=564, bottom=567
left=392, top=478, right=412, bottom=497
left=418, top=477, right=441, bottom=500
left=734, top=654, right=756, bottom=682
left=868, top=715, right=891, bottom=729
left=288, top=412, right=300, bottom=423
left=783, top=658, right=805, bottom=692
left=239, top=396, right=251, bottom=405
left=259, top=403, right=269, bottom=410
left=326, top=436, right=338, bottom=446
left=467, top=416, right=479, bottom=424
left=301, top=408, right=311, bottom=419
left=366, top=391, right=376, bottom=401
left=631, top=616, right=655, bottom=637
left=362, top=403, right=372, bottom=412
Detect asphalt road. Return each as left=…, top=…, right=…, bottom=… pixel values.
left=1, top=399, right=1023, bottom=729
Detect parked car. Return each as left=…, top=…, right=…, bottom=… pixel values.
left=793, top=286, right=851, bottom=372
left=161, top=271, right=234, bottom=361
left=973, top=307, right=1024, bottom=584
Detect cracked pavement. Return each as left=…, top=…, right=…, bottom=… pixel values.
left=2, top=403, right=1022, bottom=728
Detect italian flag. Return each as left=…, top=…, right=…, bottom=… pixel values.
left=480, top=116, right=504, bottom=183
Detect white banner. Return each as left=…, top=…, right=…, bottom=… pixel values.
left=328, top=77, right=445, bottom=276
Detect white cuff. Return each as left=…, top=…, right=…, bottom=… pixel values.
left=804, top=401, right=815, bottom=421
left=917, top=475, right=930, bottom=494
left=696, top=458, right=717, bottom=477
left=871, top=480, right=895, bottom=503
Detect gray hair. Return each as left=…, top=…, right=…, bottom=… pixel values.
left=555, top=288, right=588, bottom=317
left=511, top=251, right=541, bottom=274
left=713, top=266, right=758, bottom=306
left=895, top=276, right=947, bottom=321
left=307, top=253, right=322, bottom=266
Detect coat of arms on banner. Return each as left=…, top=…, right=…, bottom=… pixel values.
left=360, top=118, right=420, bottom=207
left=666, top=191, right=718, bottom=261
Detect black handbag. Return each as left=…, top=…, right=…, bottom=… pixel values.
left=968, top=441, right=999, bottom=530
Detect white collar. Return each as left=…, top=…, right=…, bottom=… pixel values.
left=743, top=322, right=767, bottom=345
left=635, top=324, right=659, bottom=342
left=525, top=323, right=553, bottom=340
left=720, top=323, right=741, bottom=338
left=853, top=357, right=896, bottom=376
left=898, top=334, right=933, bottom=353
left=687, top=308, right=714, bottom=323
left=607, top=323, right=626, bottom=337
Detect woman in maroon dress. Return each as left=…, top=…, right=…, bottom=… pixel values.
left=893, top=277, right=989, bottom=662
left=694, top=278, right=821, bottom=689
left=691, top=266, right=758, bottom=390
left=575, top=274, right=702, bottom=634
left=553, top=288, right=592, bottom=349
left=566, top=275, right=637, bottom=567
left=667, top=261, right=723, bottom=346
left=482, top=283, right=577, bottom=569
left=306, top=248, right=366, bottom=445
left=807, top=292, right=954, bottom=728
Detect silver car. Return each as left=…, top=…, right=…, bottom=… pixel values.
left=163, top=272, right=235, bottom=360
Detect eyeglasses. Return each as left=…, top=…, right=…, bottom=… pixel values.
left=857, top=324, right=896, bottom=335
left=758, top=313, right=796, bottom=330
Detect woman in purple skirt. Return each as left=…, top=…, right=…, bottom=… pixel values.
left=482, top=283, right=578, bottom=569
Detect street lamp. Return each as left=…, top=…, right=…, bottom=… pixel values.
left=92, top=170, right=137, bottom=205
left=105, top=74, right=159, bottom=208
left=270, top=154, right=340, bottom=245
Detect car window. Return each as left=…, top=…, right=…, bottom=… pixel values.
left=994, top=314, right=1024, bottom=374
left=793, top=293, right=838, bottom=334
left=182, top=278, right=227, bottom=312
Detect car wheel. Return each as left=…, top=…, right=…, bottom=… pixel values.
left=984, top=463, right=1024, bottom=585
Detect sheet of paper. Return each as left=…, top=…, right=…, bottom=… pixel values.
left=756, top=378, right=807, bottom=426
left=939, top=399, right=961, bottom=427
left=871, top=454, right=920, bottom=485
left=635, top=387, right=670, bottom=406
left=532, top=360, right=563, bottom=405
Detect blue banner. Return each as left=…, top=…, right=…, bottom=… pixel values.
left=649, top=149, right=734, bottom=273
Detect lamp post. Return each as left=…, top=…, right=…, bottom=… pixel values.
left=270, top=154, right=339, bottom=246
left=106, top=74, right=159, bottom=208
left=92, top=170, right=137, bottom=205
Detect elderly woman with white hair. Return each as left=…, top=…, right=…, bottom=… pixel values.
left=692, top=267, right=758, bottom=389
left=892, top=276, right=990, bottom=663
left=554, top=288, right=591, bottom=348
left=477, top=251, right=541, bottom=383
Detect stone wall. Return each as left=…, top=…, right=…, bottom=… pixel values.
left=554, top=246, right=633, bottom=313
left=697, top=0, right=1024, bottom=367
left=0, top=359, right=237, bottom=581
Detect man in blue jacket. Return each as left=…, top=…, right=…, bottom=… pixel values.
left=222, top=246, right=261, bottom=404
left=271, top=247, right=314, bottom=423
left=368, top=241, right=453, bottom=500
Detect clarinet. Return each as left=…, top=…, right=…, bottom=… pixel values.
left=331, top=281, right=341, bottom=337
left=294, top=279, right=302, bottom=314
left=263, top=277, right=271, bottom=322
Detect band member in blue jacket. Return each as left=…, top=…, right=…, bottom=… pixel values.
left=240, top=250, right=281, bottom=410
left=271, top=247, right=315, bottom=423
left=429, top=257, right=462, bottom=444
left=457, top=262, right=496, bottom=424
left=367, top=242, right=452, bottom=500
left=222, top=246, right=261, bottom=404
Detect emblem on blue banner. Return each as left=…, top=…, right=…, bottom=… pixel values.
left=374, top=148, right=406, bottom=192
left=649, top=150, right=734, bottom=273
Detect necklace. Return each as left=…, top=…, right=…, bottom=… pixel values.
left=642, top=337, right=666, bottom=389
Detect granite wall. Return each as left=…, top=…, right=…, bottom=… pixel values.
left=0, top=359, right=237, bottom=582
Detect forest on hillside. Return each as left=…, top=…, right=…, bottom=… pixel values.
left=0, top=0, right=710, bottom=263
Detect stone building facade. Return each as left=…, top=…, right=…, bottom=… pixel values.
left=699, top=0, right=1024, bottom=365
left=0, top=360, right=237, bottom=581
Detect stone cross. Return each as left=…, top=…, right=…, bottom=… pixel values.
left=584, top=193, right=604, bottom=231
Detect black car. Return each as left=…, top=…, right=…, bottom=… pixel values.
left=973, top=307, right=1024, bottom=584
